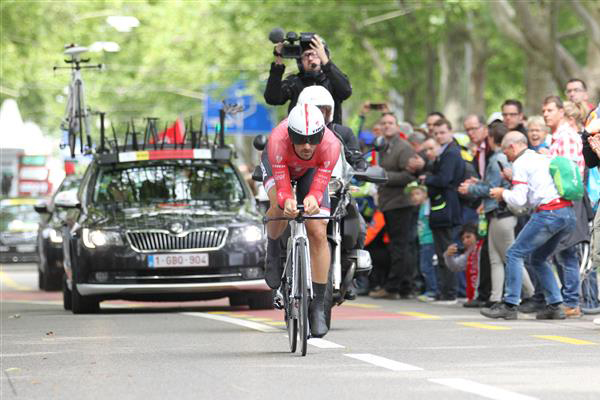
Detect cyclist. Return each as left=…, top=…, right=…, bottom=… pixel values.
left=261, top=103, right=341, bottom=338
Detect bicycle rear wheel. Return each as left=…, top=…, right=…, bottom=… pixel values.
left=297, top=239, right=310, bottom=356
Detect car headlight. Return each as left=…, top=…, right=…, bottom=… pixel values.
left=49, top=228, right=63, bottom=244
left=229, top=226, right=264, bottom=244
left=82, top=228, right=123, bottom=249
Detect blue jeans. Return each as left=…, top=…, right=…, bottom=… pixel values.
left=503, top=207, right=576, bottom=306
left=419, top=243, right=437, bottom=296
left=554, top=246, right=581, bottom=308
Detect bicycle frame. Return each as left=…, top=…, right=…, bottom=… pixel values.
left=286, top=216, right=313, bottom=312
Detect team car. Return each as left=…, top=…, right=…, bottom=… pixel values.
left=0, top=198, right=41, bottom=263
left=57, top=145, right=271, bottom=313
left=34, top=175, right=81, bottom=290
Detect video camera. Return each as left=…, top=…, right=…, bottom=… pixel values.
left=269, top=28, right=315, bottom=59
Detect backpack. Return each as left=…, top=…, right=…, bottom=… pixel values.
left=549, top=156, right=584, bottom=201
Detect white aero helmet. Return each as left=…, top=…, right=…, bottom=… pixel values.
left=297, top=85, right=334, bottom=124
left=287, top=103, right=325, bottom=145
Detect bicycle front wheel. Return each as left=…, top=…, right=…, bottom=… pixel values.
left=284, top=278, right=297, bottom=353
left=297, top=238, right=310, bottom=356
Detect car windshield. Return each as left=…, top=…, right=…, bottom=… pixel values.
left=93, top=160, right=246, bottom=208
left=0, top=204, right=40, bottom=232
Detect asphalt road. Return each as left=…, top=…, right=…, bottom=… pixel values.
left=2, top=263, right=599, bottom=400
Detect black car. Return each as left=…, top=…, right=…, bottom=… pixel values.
left=57, top=146, right=270, bottom=313
left=0, top=198, right=41, bottom=263
left=34, top=175, right=81, bottom=290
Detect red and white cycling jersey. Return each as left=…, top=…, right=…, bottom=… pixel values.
left=267, top=119, right=341, bottom=209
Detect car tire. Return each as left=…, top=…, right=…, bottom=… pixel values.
left=248, top=291, right=274, bottom=310
left=38, top=268, right=46, bottom=290
left=44, top=272, right=63, bottom=292
left=62, top=276, right=72, bottom=311
left=229, top=294, right=247, bottom=307
left=70, top=245, right=100, bottom=314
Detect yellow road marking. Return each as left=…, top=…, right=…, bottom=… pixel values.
left=266, top=321, right=286, bottom=326
left=459, top=322, right=511, bottom=330
left=342, top=303, right=380, bottom=309
left=0, top=271, right=31, bottom=291
left=247, top=317, right=272, bottom=322
left=533, top=335, right=597, bottom=345
left=397, top=311, right=441, bottom=320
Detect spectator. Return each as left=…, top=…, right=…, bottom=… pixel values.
left=443, top=223, right=483, bottom=303
left=425, top=112, right=445, bottom=138
left=459, top=122, right=534, bottom=306
left=526, top=115, right=550, bottom=154
left=408, top=131, right=427, bottom=154
left=264, top=35, right=351, bottom=124
left=380, top=112, right=408, bottom=140
left=501, top=100, right=527, bottom=135
left=565, top=78, right=595, bottom=111
left=463, top=115, right=489, bottom=181
left=582, top=104, right=600, bottom=273
left=544, top=95, right=586, bottom=318
left=421, top=118, right=465, bottom=304
left=405, top=182, right=437, bottom=301
left=371, top=112, right=424, bottom=299
left=483, top=131, right=576, bottom=320
left=563, top=100, right=589, bottom=132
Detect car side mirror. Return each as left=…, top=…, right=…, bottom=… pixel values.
left=54, top=190, right=81, bottom=209
left=253, top=135, right=268, bottom=151
left=373, top=136, right=387, bottom=152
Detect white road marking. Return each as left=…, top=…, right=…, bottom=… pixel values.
left=1, top=352, right=59, bottom=357
left=181, top=312, right=280, bottom=332
left=308, top=338, right=345, bottom=349
left=344, top=353, right=423, bottom=371
left=429, top=378, right=539, bottom=400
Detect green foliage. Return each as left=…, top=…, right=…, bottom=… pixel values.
left=0, top=0, right=595, bottom=143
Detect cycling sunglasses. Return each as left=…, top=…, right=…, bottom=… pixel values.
left=288, top=127, right=324, bottom=145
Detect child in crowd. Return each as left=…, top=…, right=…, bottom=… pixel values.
left=443, top=223, right=484, bottom=303
left=405, top=182, right=437, bottom=301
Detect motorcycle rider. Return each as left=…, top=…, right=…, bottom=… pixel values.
left=297, top=86, right=368, bottom=172
left=261, top=103, right=341, bottom=338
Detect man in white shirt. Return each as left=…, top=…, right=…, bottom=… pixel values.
left=480, top=132, right=576, bottom=320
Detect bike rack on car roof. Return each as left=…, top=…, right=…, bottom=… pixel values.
left=90, top=102, right=242, bottom=165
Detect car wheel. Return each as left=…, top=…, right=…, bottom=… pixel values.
left=248, top=291, right=274, bottom=310
left=229, top=294, right=247, bottom=307
left=70, top=246, right=99, bottom=314
left=62, top=276, right=72, bottom=311
left=38, top=268, right=46, bottom=290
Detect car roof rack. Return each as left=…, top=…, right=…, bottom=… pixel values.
left=90, top=102, right=243, bottom=165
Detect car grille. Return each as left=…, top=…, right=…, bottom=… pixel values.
left=126, top=229, right=228, bottom=253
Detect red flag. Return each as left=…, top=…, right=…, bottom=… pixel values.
left=154, top=118, right=185, bottom=145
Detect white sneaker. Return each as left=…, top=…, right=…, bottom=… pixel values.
left=417, top=294, right=436, bottom=303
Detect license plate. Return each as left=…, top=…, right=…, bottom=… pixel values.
left=16, top=245, right=36, bottom=253
left=148, top=253, right=209, bottom=268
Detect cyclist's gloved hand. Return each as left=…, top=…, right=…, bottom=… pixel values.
left=303, top=195, right=320, bottom=215
left=283, top=198, right=299, bottom=218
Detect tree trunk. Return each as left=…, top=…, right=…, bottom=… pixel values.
left=439, top=27, right=467, bottom=129
left=524, top=56, right=556, bottom=117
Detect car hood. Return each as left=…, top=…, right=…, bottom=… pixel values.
left=86, top=204, right=261, bottom=231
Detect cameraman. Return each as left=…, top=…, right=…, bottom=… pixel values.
left=264, top=34, right=352, bottom=124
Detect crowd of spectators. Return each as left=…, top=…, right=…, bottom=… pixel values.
left=354, top=79, right=599, bottom=323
